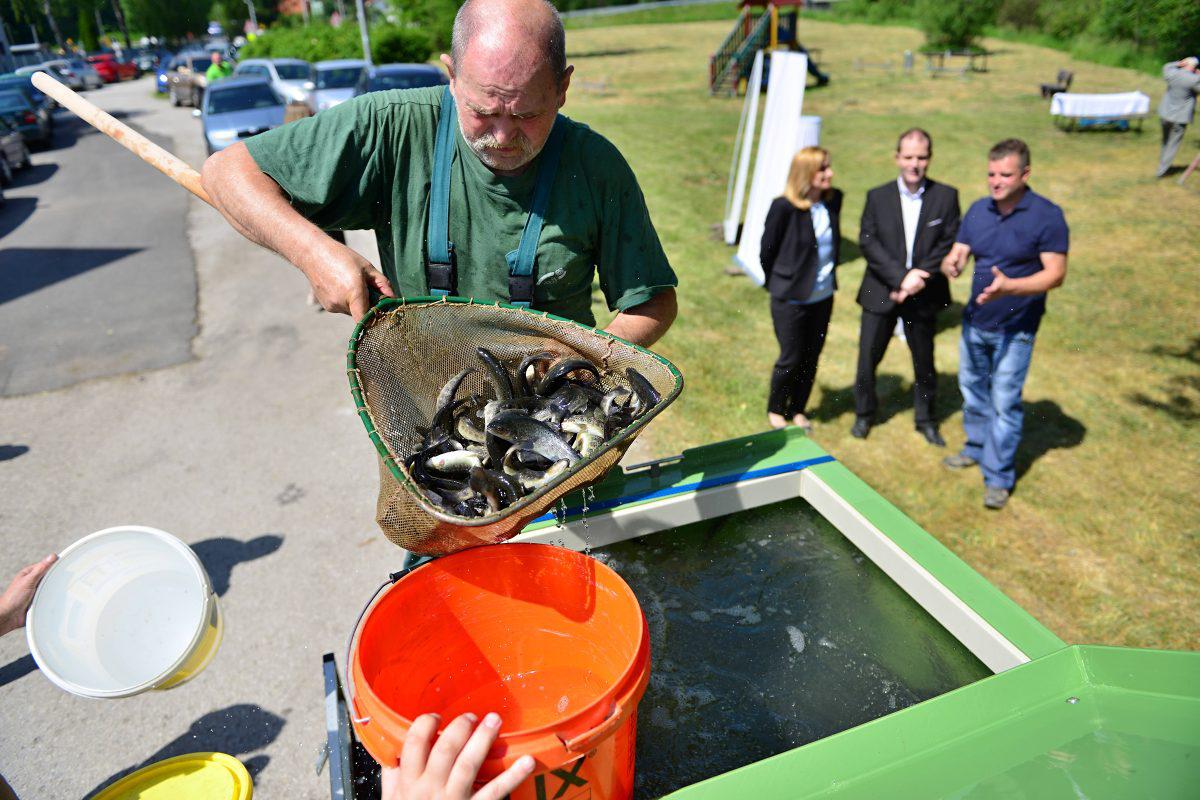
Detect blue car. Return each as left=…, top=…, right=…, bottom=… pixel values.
left=198, top=77, right=284, bottom=155
left=353, top=63, right=448, bottom=96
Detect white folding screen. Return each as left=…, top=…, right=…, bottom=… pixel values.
left=721, top=50, right=764, bottom=245
left=734, top=51, right=809, bottom=285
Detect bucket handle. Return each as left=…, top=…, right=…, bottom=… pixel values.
left=559, top=700, right=631, bottom=753
left=344, top=566, right=421, bottom=727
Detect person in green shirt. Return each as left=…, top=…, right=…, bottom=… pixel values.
left=205, top=51, right=233, bottom=84
left=200, top=0, right=677, bottom=346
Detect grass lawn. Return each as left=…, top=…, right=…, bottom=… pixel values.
left=565, top=17, right=1199, bottom=651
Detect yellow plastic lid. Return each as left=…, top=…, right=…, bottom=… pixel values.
left=91, top=752, right=252, bottom=800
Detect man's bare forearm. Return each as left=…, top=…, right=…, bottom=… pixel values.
left=604, top=288, right=677, bottom=348
left=200, top=142, right=394, bottom=319
left=201, top=142, right=336, bottom=279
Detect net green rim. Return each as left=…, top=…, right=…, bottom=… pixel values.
left=346, top=294, right=685, bottom=527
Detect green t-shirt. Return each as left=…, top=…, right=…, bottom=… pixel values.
left=244, top=86, right=676, bottom=325
left=205, top=62, right=233, bottom=83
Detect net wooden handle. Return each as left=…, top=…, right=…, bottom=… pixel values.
left=30, top=70, right=213, bottom=206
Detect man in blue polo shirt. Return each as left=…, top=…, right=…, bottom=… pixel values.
left=940, top=139, right=1069, bottom=510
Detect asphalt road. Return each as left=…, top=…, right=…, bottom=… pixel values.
left=0, top=89, right=196, bottom=397
left=0, top=77, right=392, bottom=799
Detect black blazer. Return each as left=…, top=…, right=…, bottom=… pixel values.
left=856, top=179, right=960, bottom=316
left=760, top=189, right=843, bottom=302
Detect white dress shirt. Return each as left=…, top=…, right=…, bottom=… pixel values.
left=897, top=177, right=926, bottom=269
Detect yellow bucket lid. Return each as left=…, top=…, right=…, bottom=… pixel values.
left=91, top=752, right=252, bottom=800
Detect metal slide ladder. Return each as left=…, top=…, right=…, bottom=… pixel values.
left=708, top=5, right=774, bottom=96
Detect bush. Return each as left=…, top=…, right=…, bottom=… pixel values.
left=372, top=25, right=434, bottom=64
left=996, top=0, right=1041, bottom=31
left=916, top=0, right=997, bottom=50
left=237, top=21, right=433, bottom=64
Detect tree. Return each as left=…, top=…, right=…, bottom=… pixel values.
left=76, top=0, right=98, bottom=50
left=916, top=0, right=997, bottom=50
left=110, top=0, right=131, bottom=50
left=122, top=0, right=209, bottom=40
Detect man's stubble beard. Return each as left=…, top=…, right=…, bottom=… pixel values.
left=458, top=116, right=541, bottom=173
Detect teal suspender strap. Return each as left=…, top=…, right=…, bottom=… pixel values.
left=506, top=116, right=567, bottom=308
left=427, top=84, right=567, bottom=306
left=426, top=86, right=457, bottom=296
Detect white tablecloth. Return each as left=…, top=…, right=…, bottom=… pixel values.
left=1051, top=91, right=1150, bottom=118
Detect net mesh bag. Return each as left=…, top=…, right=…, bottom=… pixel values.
left=347, top=296, right=683, bottom=556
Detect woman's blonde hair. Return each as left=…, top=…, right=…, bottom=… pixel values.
left=782, top=146, right=831, bottom=210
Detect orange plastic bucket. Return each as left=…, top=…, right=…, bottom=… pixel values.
left=349, top=543, right=651, bottom=800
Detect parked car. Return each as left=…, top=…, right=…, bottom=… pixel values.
left=165, top=52, right=210, bottom=107
left=0, top=116, right=32, bottom=184
left=0, top=89, right=52, bottom=146
left=197, top=77, right=284, bottom=155
left=312, top=59, right=366, bottom=112
left=17, top=61, right=81, bottom=91
left=134, top=48, right=168, bottom=73
left=233, top=58, right=314, bottom=109
left=87, top=53, right=138, bottom=83
left=353, top=63, right=448, bottom=96
left=63, top=59, right=105, bottom=90
left=0, top=73, right=57, bottom=121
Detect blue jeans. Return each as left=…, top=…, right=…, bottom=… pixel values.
left=958, top=324, right=1036, bottom=489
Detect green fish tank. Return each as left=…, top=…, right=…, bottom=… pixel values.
left=321, top=427, right=1200, bottom=799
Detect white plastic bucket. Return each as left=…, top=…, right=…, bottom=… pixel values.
left=26, top=525, right=223, bottom=698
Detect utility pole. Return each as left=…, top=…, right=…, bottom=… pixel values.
left=244, top=0, right=258, bottom=34
left=356, top=0, right=371, bottom=65
left=111, top=0, right=133, bottom=50
left=301, top=0, right=310, bottom=26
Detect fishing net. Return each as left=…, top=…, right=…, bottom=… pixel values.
left=347, top=296, right=684, bottom=556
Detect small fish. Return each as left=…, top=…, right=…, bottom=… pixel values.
left=468, top=466, right=522, bottom=513
left=535, top=358, right=601, bottom=397
left=516, top=350, right=556, bottom=396
left=431, top=368, right=477, bottom=440
left=477, top=347, right=515, bottom=401
left=487, top=409, right=581, bottom=465
left=427, top=450, right=483, bottom=473
left=626, top=367, right=661, bottom=413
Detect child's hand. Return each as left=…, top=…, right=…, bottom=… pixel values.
left=380, top=712, right=536, bottom=800
left=0, top=554, right=57, bottom=637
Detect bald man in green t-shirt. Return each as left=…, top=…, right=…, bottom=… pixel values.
left=201, top=0, right=677, bottom=346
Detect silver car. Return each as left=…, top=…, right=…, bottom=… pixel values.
left=63, top=59, right=105, bottom=90
left=197, top=77, right=285, bottom=155
left=233, top=58, right=314, bottom=110
left=312, top=59, right=365, bottom=112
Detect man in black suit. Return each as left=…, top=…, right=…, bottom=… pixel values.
left=852, top=129, right=960, bottom=445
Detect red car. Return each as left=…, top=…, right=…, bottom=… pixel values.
left=86, top=54, right=138, bottom=83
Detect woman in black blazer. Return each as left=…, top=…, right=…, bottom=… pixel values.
left=760, top=146, right=841, bottom=431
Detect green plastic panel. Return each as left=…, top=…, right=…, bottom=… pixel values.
left=663, top=645, right=1200, bottom=799
left=525, top=427, right=832, bottom=530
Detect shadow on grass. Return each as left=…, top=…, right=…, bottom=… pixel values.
left=1128, top=334, right=1200, bottom=423
left=572, top=46, right=672, bottom=59
left=809, top=371, right=962, bottom=428
left=85, top=704, right=285, bottom=796
left=1016, top=399, right=1086, bottom=479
